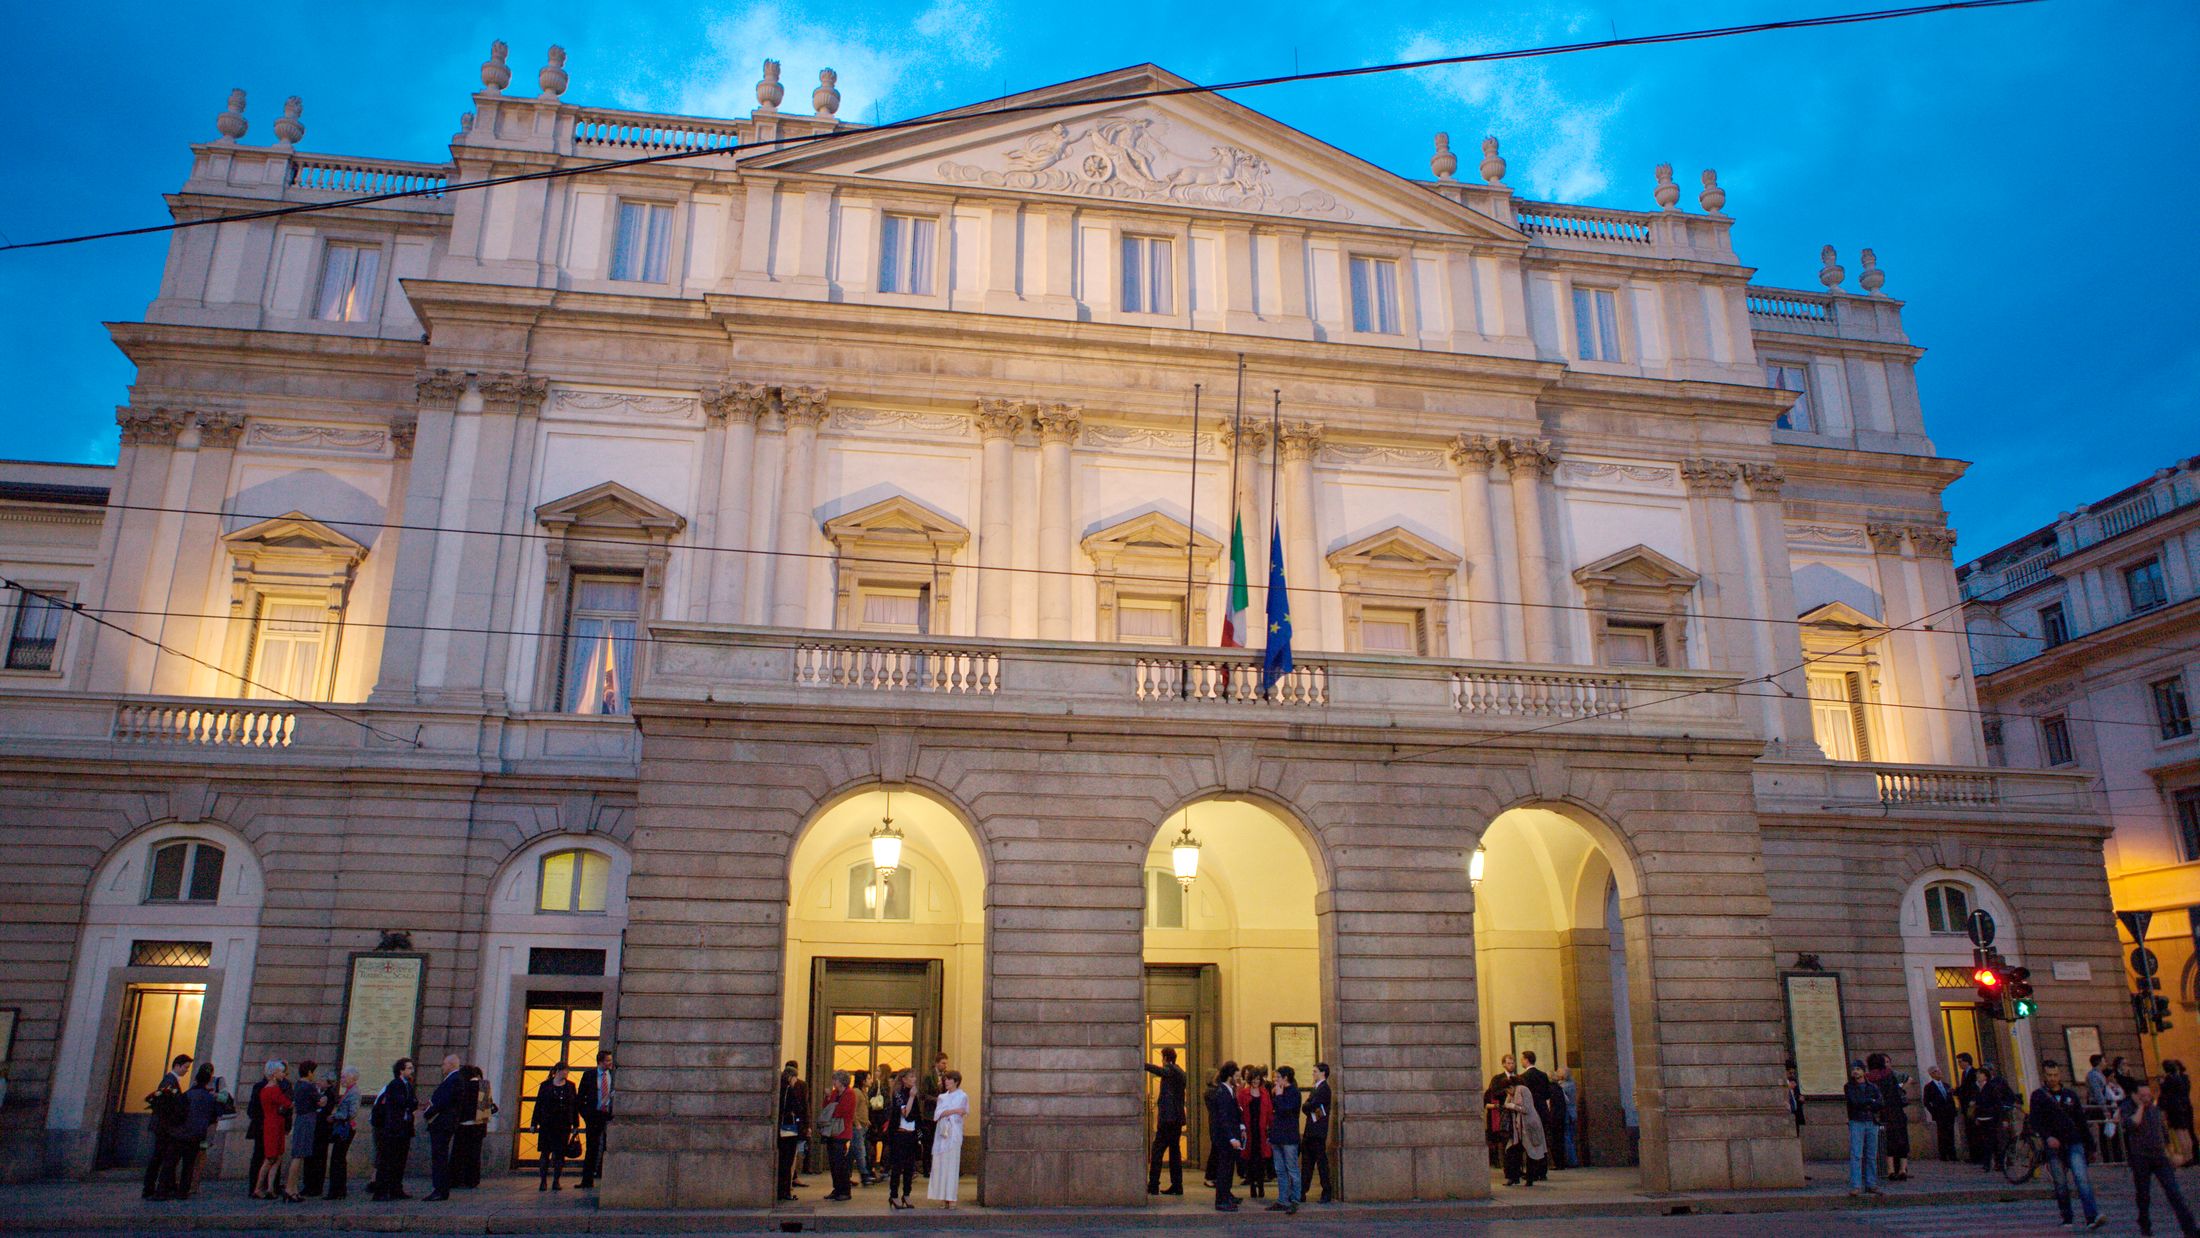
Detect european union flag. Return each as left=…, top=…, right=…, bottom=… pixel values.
left=1261, top=521, right=1293, bottom=695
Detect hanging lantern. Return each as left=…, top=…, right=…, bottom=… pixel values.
left=1171, top=820, right=1202, bottom=890
left=1469, top=844, right=1487, bottom=888
left=870, top=791, right=905, bottom=881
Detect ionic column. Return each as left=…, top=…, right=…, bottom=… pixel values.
left=1279, top=422, right=1323, bottom=650
left=772, top=387, right=830, bottom=628
left=974, top=399, right=1026, bottom=637
left=1681, top=458, right=1749, bottom=679
left=1035, top=404, right=1080, bottom=639
left=1450, top=435, right=1506, bottom=660
left=1868, top=522, right=1945, bottom=764
left=1499, top=437, right=1560, bottom=664
left=702, top=383, right=769, bottom=623
left=1741, top=464, right=1819, bottom=755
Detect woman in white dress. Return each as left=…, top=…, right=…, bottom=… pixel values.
left=927, top=1070, right=969, bottom=1208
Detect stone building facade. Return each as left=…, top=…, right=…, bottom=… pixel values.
left=0, top=49, right=2139, bottom=1204
left=1962, top=457, right=2200, bottom=1075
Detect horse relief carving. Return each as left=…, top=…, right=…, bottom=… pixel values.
left=940, top=114, right=1351, bottom=219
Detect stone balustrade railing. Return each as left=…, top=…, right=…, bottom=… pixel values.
left=793, top=641, right=1000, bottom=694
left=1874, top=768, right=2000, bottom=807
left=1753, top=757, right=2095, bottom=816
left=1450, top=670, right=1626, bottom=719
left=288, top=156, right=450, bottom=197
left=114, top=701, right=295, bottom=748
left=1132, top=656, right=1329, bottom=706
left=572, top=108, right=744, bottom=155
left=1515, top=202, right=1655, bottom=246
left=1745, top=289, right=1832, bottom=323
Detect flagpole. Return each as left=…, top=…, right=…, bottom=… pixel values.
left=1267, top=389, right=1281, bottom=699
left=1181, top=384, right=1201, bottom=700
left=1226, top=355, right=1245, bottom=698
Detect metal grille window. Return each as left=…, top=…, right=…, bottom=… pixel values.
left=2041, top=714, right=2075, bottom=767
left=5, top=590, right=67, bottom=671
left=129, top=940, right=213, bottom=968
left=2152, top=676, right=2193, bottom=741
left=145, top=840, right=224, bottom=904
left=527, top=947, right=607, bottom=976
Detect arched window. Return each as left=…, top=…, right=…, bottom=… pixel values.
left=145, top=840, right=225, bottom=904
left=538, top=849, right=612, bottom=913
left=1923, top=880, right=1973, bottom=935
left=847, top=862, right=911, bottom=920
left=1143, top=868, right=1185, bottom=929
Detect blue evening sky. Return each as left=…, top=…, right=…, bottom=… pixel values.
left=4, top=1, right=2193, bottom=560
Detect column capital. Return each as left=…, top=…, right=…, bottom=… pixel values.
left=702, top=380, right=772, bottom=426
left=477, top=372, right=549, bottom=416
left=1741, top=462, right=1787, bottom=497
left=390, top=414, right=419, bottom=459
left=1865, top=522, right=1909, bottom=554
left=1223, top=423, right=1270, bottom=453
left=1450, top=433, right=1498, bottom=471
left=1034, top=403, right=1082, bottom=443
left=1908, top=525, right=1958, bottom=558
left=1680, top=457, right=1742, bottom=494
left=414, top=368, right=468, bottom=411
left=1497, top=435, right=1557, bottom=478
left=973, top=397, right=1027, bottom=439
left=116, top=406, right=190, bottom=446
left=779, top=385, right=830, bottom=427
left=194, top=411, right=247, bottom=449
left=1279, top=421, right=1324, bottom=461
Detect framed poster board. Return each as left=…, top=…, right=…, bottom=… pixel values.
left=2064, top=1024, right=2102, bottom=1073
left=1783, top=971, right=1850, bottom=1098
left=338, top=953, right=426, bottom=1080
left=1511, top=1021, right=1558, bottom=1072
left=1271, top=1023, right=1319, bottom=1081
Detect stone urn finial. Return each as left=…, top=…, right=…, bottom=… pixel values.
left=1653, top=162, right=1680, bottom=210
left=273, top=95, right=304, bottom=146
left=1479, top=135, right=1506, bottom=185
left=1430, top=132, right=1457, bottom=180
left=813, top=68, right=841, bottom=117
left=215, top=88, right=247, bottom=142
left=756, top=58, right=784, bottom=110
left=1858, top=248, right=1886, bottom=295
left=481, top=40, right=511, bottom=94
left=1698, top=168, right=1726, bottom=214
left=1819, top=245, right=1846, bottom=290
left=539, top=44, right=568, bottom=98
left=459, top=111, right=476, bottom=137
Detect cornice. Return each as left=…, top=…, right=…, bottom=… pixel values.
left=1973, top=593, right=2200, bottom=690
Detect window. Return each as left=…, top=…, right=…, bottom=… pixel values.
left=245, top=598, right=331, bottom=701
left=2177, top=789, right=2200, bottom=863
left=878, top=213, right=936, bottom=295
left=1923, top=881, right=1973, bottom=935
left=1361, top=606, right=1427, bottom=656
left=313, top=242, right=381, bottom=322
left=2041, top=714, right=2075, bottom=766
left=1765, top=363, right=1812, bottom=431
left=145, top=840, right=224, bottom=904
left=2126, top=558, right=2169, bottom=613
left=1117, top=597, right=1183, bottom=645
left=1349, top=256, right=1401, bottom=334
left=1808, top=670, right=1874, bottom=761
left=5, top=590, right=67, bottom=671
left=1120, top=235, right=1174, bottom=314
left=538, top=849, right=612, bottom=913
left=609, top=201, right=672, bottom=282
left=2038, top=602, right=2070, bottom=649
left=1601, top=621, right=1667, bottom=668
left=1144, top=868, right=1185, bottom=929
left=846, top=861, right=911, bottom=920
left=856, top=586, right=929, bottom=634
left=559, top=574, right=640, bottom=715
left=2154, top=676, right=2194, bottom=741
left=1572, top=286, right=1622, bottom=361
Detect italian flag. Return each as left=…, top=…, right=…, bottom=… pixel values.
left=1220, top=513, right=1251, bottom=647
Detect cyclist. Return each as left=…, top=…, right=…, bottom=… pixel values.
left=2031, top=1059, right=2107, bottom=1230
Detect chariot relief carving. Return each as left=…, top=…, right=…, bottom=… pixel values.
left=938, top=114, right=1353, bottom=220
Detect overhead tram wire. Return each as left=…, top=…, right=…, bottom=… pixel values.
left=0, top=578, right=423, bottom=748
left=0, top=0, right=2044, bottom=255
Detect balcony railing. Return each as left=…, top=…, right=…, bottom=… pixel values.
left=1754, top=758, right=2095, bottom=816
left=1450, top=669, right=1625, bottom=719
left=1746, top=289, right=1833, bottom=323
left=1132, top=657, right=1328, bottom=706
left=288, top=156, right=449, bottom=198
left=114, top=702, right=295, bottom=748
left=1875, top=769, right=2000, bottom=807
left=793, top=642, right=1000, bottom=694
left=1515, top=202, right=1655, bottom=246
left=2096, top=492, right=2160, bottom=540
left=572, top=108, right=743, bottom=155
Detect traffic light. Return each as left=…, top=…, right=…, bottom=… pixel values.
left=2008, top=967, right=2035, bottom=1020
left=2150, top=996, right=2174, bottom=1034
left=1974, top=962, right=2007, bottom=1018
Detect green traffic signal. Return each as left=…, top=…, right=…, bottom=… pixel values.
left=2012, top=996, right=2036, bottom=1019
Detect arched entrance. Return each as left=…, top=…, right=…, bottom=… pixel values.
left=1901, top=869, right=2038, bottom=1098
left=1472, top=804, right=1644, bottom=1185
left=780, top=785, right=986, bottom=1205
left=1141, top=795, right=1327, bottom=1203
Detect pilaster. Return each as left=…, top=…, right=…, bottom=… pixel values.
left=1280, top=422, right=1324, bottom=649
left=1035, top=405, right=1080, bottom=640
left=703, top=382, right=771, bottom=624
left=372, top=370, right=466, bottom=702
left=1450, top=435, right=1506, bottom=660
left=1499, top=437, right=1560, bottom=664
left=974, top=399, right=1026, bottom=638
left=771, top=387, right=830, bottom=628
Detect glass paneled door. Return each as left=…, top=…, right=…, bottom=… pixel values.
left=830, top=1010, right=917, bottom=1079
left=515, top=993, right=602, bottom=1165
left=100, top=983, right=204, bottom=1168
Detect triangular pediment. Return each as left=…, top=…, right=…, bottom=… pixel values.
left=822, top=494, right=969, bottom=547
left=750, top=65, right=1521, bottom=239
left=1082, top=509, right=1221, bottom=559
left=1798, top=600, right=1883, bottom=630
left=534, top=481, right=687, bottom=535
left=1574, top=544, right=1699, bottom=588
left=1329, top=526, right=1461, bottom=570
left=223, top=511, right=367, bottom=559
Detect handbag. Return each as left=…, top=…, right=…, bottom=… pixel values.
left=565, top=1132, right=584, bottom=1159
left=823, top=1112, right=848, bottom=1139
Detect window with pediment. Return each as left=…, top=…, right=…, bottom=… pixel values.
left=1799, top=601, right=1889, bottom=761
left=822, top=496, right=968, bottom=635
left=1082, top=511, right=1219, bottom=644
left=533, top=482, right=687, bottom=714
left=217, top=513, right=368, bottom=701
left=1573, top=545, right=1698, bottom=671
left=1327, top=527, right=1460, bottom=657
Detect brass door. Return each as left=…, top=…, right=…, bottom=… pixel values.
left=515, top=993, right=602, bottom=1165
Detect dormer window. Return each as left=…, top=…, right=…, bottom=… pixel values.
left=1121, top=235, right=1174, bottom=315
left=1349, top=256, right=1401, bottom=334
left=610, top=201, right=673, bottom=282
left=1573, top=286, right=1622, bottom=361
left=146, top=840, right=225, bottom=904
left=314, top=243, right=381, bottom=322
left=879, top=214, right=937, bottom=295
left=1766, top=363, right=1812, bottom=431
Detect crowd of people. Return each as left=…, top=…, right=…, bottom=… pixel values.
left=775, top=1054, right=969, bottom=1209
left=1482, top=1051, right=1579, bottom=1186
left=1198, top=1058, right=1333, bottom=1213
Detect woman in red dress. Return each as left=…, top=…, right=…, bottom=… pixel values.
left=1238, top=1066, right=1272, bottom=1199
left=252, top=1060, right=294, bottom=1200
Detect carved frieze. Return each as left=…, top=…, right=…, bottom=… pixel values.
left=1321, top=442, right=1446, bottom=470
left=550, top=390, right=700, bottom=421
left=836, top=408, right=977, bottom=438
left=1080, top=423, right=1218, bottom=455
left=1558, top=458, right=1680, bottom=493
left=245, top=423, right=391, bottom=455
left=1788, top=524, right=1870, bottom=550
left=937, top=114, right=1353, bottom=220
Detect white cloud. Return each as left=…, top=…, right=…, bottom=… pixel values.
left=1398, top=19, right=1629, bottom=203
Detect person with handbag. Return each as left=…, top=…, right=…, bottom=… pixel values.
left=821, top=1070, right=860, bottom=1202
left=849, top=1069, right=876, bottom=1187
left=323, top=1067, right=361, bottom=1199
left=885, top=1069, right=922, bottom=1210
left=281, top=1061, right=321, bottom=1202
left=456, top=1066, right=495, bottom=1189
left=775, top=1063, right=808, bottom=1202
left=532, top=1063, right=580, bottom=1191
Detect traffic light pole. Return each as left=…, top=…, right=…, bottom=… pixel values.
left=2137, top=947, right=2165, bottom=1072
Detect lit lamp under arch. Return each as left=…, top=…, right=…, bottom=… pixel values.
left=870, top=791, right=905, bottom=883
left=1469, top=844, right=1487, bottom=888
left=1170, top=819, right=1203, bottom=891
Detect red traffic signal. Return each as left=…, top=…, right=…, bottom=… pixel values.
left=1974, top=967, right=2002, bottom=988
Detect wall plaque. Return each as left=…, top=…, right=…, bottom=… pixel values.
left=1511, top=1021, right=1558, bottom=1073
left=1271, top=1023, right=1319, bottom=1082
left=1783, top=971, right=1850, bottom=1098
left=339, top=953, right=426, bottom=1079
left=2064, top=1025, right=2102, bottom=1073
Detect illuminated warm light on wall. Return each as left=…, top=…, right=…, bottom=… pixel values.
left=870, top=790, right=904, bottom=880
left=1470, top=845, right=1487, bottom=887
left=1171, top=820, right=1202, bottom=889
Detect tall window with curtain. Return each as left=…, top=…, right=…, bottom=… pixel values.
left=1349, top=256, right=1401, bottom=334
left=1120, top=235, right=1173, bottom=314
left=1765, top=362, right=1812, bottom=430
left=4, top=590, right=67, bottom=671
left=609, top=201, right=673, bottom=282
left=246, top=598, right=332, bottom=700
left=1573, top=286, right=1622, bottom=361
left=559, top=574, right=641, bottom=715
left=878, top=213, right=936, bottom=295
left=314, top=242, right=381, bottom=322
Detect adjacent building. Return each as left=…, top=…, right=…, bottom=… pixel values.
left=1963, top=457, right=2200, bottom=1074
left=0, top=47, right=2139, bottom=1206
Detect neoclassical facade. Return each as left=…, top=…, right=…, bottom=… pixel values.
left=0, top=50, right=2139, bottom=1204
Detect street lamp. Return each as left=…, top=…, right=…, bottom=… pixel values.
left=870, top=790, right=905, bottom=882
left=1171, top=819, right=1203, bottom=890
left=1469, top=845, right=1487, bottom=888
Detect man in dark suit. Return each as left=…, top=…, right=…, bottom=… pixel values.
left=422, top=1055, right=465, bottom=1201
left=1145, top=1046, right=1187, bottom=1195
left=143, top=1053, right=192, bottom=1199
left=370, top=1057, right=418, bottom=1201
left=1207, top=1062, right=1244, bottom=1213
left=1519, top=1051, right=1557, bottom=1170
left=1301, top=1061, right=1334, bottom=1204
left=919, top=1053, right=949, bottom=1177
left=577, top=1049, right=615, bottom=1190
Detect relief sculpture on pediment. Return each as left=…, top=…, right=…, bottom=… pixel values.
left=938, top=114, right=1352, bottom=219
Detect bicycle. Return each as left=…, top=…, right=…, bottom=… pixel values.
left=1997, top=1122, right=2043, bottom=1184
